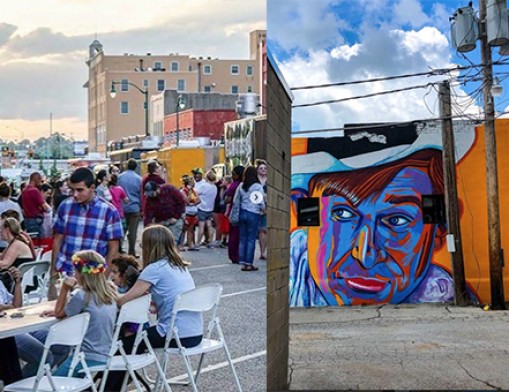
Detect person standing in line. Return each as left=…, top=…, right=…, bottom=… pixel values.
left=180, top=175, right=201, bottom=251
left=225, top=166, right=244, bottom=263
left=143, top=181, right=186, bottom=243
left=194, top=170, right=218, bottom=248
left=21, top=172, right=51, bottom=239
left=118, top=158, right=142, bottom=257
left=52, top=179, right=71, bottom=212
left=95, top=169, right=112, bottom=203
left=237, top=166, right=265, bottom=271
left=109, top=174, right=129, bottom=253
left=50, top=167, right=123, bottom=286
left=255, top=159, right=268, bottom=260
left=141, top=160, right=165, bottom=213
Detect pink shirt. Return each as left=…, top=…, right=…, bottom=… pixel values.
left=109, top=186, right=127, bottom=218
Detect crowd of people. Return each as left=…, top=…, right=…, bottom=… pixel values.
left=0, top=156, right=268, bottom=387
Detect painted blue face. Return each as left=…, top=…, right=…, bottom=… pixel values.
left=311, top=167, right=438, bottom=305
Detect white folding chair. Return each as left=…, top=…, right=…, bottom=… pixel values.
left=157, top=283, right=242, bottom=392
left=4, top=313, right=97, bottom=392
left=18, top=260, right=51, bottom=303
left=87, top=294, right=172, bottom=392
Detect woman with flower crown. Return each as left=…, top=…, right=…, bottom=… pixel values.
left=41, top=249, right=118, bottom=377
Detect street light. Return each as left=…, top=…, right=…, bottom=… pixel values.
left=110, top=81, right=149, bottom=137
left=176, top=95, right=186, bottom=147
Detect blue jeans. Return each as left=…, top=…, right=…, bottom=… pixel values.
left=24, top=217, right=44, bottom=239
left=53, top=357, right=105, bottom=378
left=15, top=330, right=70, bottom=378
left=238, top=210, right=261, bottom=266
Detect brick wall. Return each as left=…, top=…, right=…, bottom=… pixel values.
left=266, top=57, right=292, bottom=391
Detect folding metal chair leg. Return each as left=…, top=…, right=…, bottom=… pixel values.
left=193, top=352, right=206, bottom=385
left=223, top=343, right=243, bottom=392
left=177, top=353, right=197, bottom=392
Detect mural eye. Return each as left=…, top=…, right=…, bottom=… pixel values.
left=331, top=207, right=355, bottom=221
left=383, top=215, right=410, bottom=227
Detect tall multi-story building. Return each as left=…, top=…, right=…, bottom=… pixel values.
left=85, top=30, right=266, bottom=153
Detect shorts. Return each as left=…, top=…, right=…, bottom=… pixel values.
left=185, top=215, right=198, bottom=227
left=259, top=214, right=267, bottom=230
left=197, top=210, right=213, bottom=222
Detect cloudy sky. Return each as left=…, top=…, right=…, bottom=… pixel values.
left=0, top=0, right=265, bottom=142
left=268, top=0, right=509, bottom=136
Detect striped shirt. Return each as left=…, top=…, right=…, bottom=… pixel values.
left=53, top=196, right=123, bottom=272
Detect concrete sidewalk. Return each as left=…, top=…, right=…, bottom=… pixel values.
left=289, top=304, right=509, bottom=390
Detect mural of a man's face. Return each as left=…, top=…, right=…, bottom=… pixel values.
left=308, top=166, right=443, bottom=305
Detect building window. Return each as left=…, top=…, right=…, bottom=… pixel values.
left=121, top=101, right=129, bottom=114
left=143, top=79, right=149, bottom=88
left=247, top=85, right=253, bottom=92
left=247, top=65, right=253, bottom=76
left=231, top=65, right=239, bottom=75
left=204, top=85, right=211, bottom=93
left=171, top=61, right=179, bottom=72
left=157, top=80, right=165, bottom=92
left=231, top=85, right=239, bottom=94
left=177, top=79, right=185, bottom=91
left=203, top=65, right=212, bottom=75
left=121, top=79, right=129, bottom=92
left=154, top=61, right=163, bottom=70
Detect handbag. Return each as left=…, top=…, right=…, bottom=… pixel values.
left=229, top=186, right=241, bottom=226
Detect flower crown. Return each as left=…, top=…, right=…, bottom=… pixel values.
left=72, top=254, right=106, bottom=274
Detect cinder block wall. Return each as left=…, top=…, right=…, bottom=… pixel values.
left=266, top=58, right=292, bottom=391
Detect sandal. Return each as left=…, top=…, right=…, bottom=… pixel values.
left=241, top=265, right=259, bottom=272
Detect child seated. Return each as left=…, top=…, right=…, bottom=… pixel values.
left=42, top=250, right=118, bottom=377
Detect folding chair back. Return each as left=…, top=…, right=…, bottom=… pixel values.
left=39, top=250, right=52, bottom=262
left=160, top=283, right=242, bottom=392
left=5, top=313, right=95, bottom=392
left=18, top=260, right=51, bottom=302
left=93, top=294, right=172, bottom=392
left=20, top=267, right=35, bottom=294
left=46, top=312, right=90, bottom=347
left=172, top=284, right=223, bottom=315
left=116, top=293, right=151, bottom=327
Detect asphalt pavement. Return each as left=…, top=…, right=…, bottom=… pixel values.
left=126, top=233, right=267, bottom=392
left=289, top=304, right=509, bottom=391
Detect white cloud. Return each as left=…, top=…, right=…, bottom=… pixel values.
left=392, top=0, right=430, bottom=28
left=0, top=0, right=265, bottom=141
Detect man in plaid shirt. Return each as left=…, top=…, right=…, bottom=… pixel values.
left=51, top=167, right=123, bottom=278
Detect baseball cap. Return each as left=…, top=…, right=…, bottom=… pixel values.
left=144, top=181, right=159, bottom=198
left=191, top=167, right=204, bottom=174
left=147, top=159, right=160, bottom=168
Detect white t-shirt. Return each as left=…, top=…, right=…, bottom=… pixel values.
left=194, top=181, right=217, bottom=213
left=0, top=280, right=13, bottom=306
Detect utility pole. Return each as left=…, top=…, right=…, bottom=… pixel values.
left=479, top=0, right=505, bottom=309
left=439, top=80, right=469, bottom=306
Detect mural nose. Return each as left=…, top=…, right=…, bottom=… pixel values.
left=352, top=225, right=382, bottom=269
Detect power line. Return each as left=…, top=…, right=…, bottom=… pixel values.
left=289, top=59, right=509, bottom=91
left=292, top=83, right=435, bottom=108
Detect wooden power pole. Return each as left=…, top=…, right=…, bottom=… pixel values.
left=439, top=80, right=469, bottom=306
left=479, top=0, right=505, bottom=310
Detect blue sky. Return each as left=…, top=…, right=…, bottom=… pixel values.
left=268, top=0, right=509, bottom=135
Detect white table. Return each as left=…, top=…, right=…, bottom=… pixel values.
left=0, top=301, right=56, bottom=339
